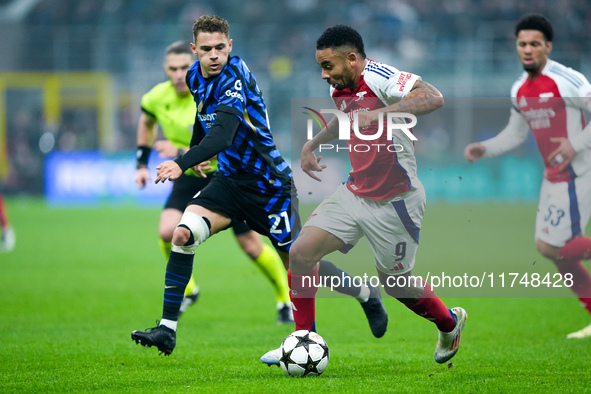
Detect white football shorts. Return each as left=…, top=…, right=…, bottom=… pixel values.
left=535, top=169, right=591, bottom=247
left=304, top=181, right=426, bottom=275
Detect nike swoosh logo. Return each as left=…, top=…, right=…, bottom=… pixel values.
left=165, top=285, right=175, bottom=289
left=277, top=240, right=293, bottom=247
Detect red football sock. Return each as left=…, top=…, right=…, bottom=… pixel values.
left=405, top=282, right=455, bottom=332
left=555, top=259, right=591, bottom=315
left=559, top=236, right=591, bottom=261
left=288, top=268, right=319, bottom=331
left=0, top=194, right=9, bottom=228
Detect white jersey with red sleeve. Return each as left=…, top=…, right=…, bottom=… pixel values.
left=510, top=59, right=591, bottom=182
left=330, top=59, right=421, bottom=200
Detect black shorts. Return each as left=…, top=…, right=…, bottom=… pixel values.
left=188, top=173, right=301, bottom=253
left=164, top=173, right=210, bottom=212
left=164, top=173, right=253, bottom=236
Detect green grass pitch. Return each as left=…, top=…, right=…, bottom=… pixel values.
left=1, top=198, right=590, bottom=392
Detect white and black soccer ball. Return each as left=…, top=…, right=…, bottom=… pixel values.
left=279, top=330, right=329, bottom=377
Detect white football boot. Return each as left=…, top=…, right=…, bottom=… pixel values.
left=260, top=347, right=281, bottom=366
left=434, top=307, right=467, bottom=363
left=567, top=323, right=591, bottom=339
left=1, top=225, right=15, bottom=252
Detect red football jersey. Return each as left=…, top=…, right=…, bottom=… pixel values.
left=511, top=59, right=591, bottom=182
left=330, top=59, right=421, bottom=200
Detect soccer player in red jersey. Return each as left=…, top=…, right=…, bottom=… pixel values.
left=262, top=24, right=467, bottom=365
left=465, top=14, right=591, bottom=338
left=0, top=193, right=15, bottom=252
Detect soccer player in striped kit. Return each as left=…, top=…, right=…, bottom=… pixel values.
left=262, top=24, right=467, bottom=366
left=465, top=14, right=591, bottom=338
left=134, top=41, right=294, bottom=324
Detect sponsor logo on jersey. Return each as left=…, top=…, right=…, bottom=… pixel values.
left=355, top=91, right=367, bottom=101
left=522, top=107, right=556, bottom=129
left=198, top=112, right=217, bottom=123
left=225, top=89, right=244, bottom=102
left=396, top=72, right=412, bottom=92
left=539, top=92, right=554, bottom=103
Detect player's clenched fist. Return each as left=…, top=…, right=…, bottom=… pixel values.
left=464, top=142, right=486, bottom=162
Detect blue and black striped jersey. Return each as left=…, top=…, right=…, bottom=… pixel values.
left=185, top=56, right=292, bottom=190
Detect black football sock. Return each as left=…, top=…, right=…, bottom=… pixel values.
left=162, top=251, right=194, bottom=321
left=318, top=259, right=362, bottom=297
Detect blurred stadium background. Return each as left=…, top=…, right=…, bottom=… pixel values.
left=0, top=0, right=590, bottom=203
left=2, top=3, right=591, bottom=390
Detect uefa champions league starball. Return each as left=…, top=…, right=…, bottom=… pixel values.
left=279, top=330, right=329, bottom=377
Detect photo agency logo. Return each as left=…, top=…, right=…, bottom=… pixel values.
left=302, top=106, right=418, bottom=153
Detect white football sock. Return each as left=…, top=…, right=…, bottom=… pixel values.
left=357, top=285, right=371, bottom=303
left=160, top=319, right=177, bottom=331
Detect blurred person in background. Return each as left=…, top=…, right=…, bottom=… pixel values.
left=134, top=40, right=294, bottom=324
left=0, top=193, right=15, bottom=252
left=465, top=14, right=591, bottom=338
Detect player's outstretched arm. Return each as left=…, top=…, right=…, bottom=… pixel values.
left=471, top=108, right=529, bottom=159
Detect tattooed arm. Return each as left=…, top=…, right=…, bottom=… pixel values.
left=357, top=80, right=444, bottom=128
left=391, top=80, right=444, bottom=116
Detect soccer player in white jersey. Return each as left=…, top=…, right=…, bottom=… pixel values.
left=465, top=14, right=591, bottom=338
left=261, top=24, right=467, bottom=366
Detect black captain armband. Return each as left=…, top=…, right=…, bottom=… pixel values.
left=136, top=145, right=151, bottom=169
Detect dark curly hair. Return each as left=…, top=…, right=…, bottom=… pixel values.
left=316, top=24, right=366, bottom=58
left=514, top=14, right=553, bottom=42
left=193, top=15, right=230, bottom=41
